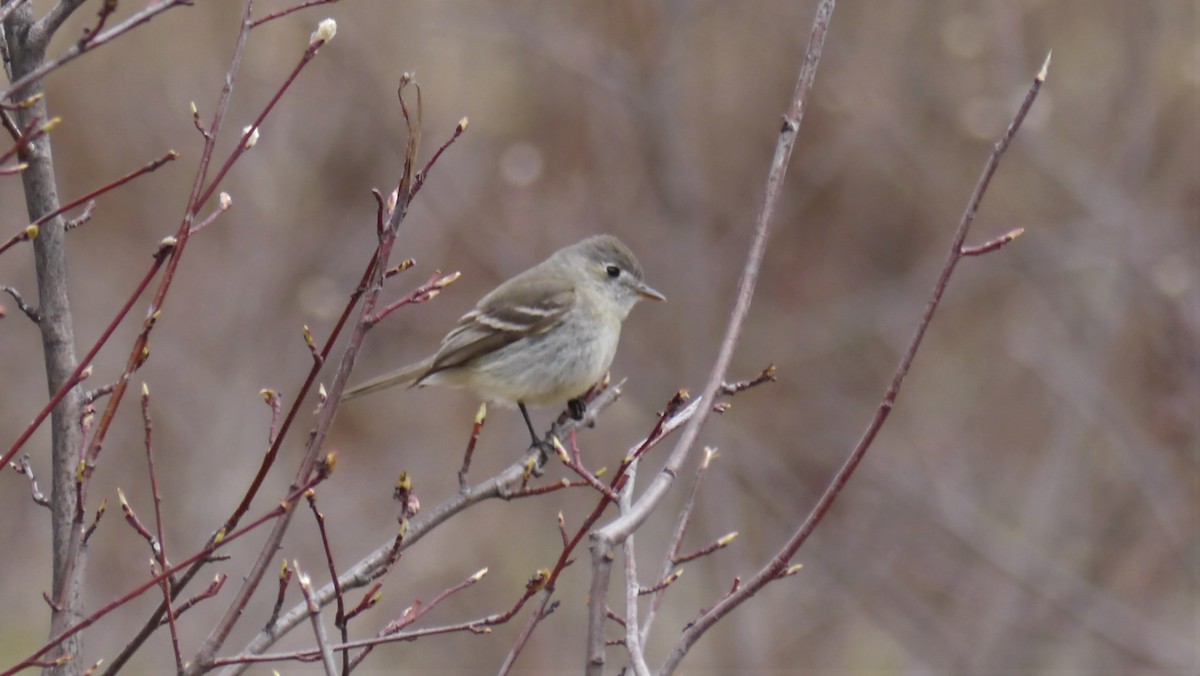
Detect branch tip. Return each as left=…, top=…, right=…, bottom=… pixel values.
left=309, top=18, right=337, bottom=46
left=780, top=563, right=804, bottom=578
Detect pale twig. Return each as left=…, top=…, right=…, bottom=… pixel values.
left=1, top=285, right=40, bottom=322
left=586, top=2, right=836, bottom=671
left=641, top=448, right=718, bottom=643
left=295, top=563, right=337, bottom=676
left=620, top=465, right=650, bottom=676
left=10, top=454, right=49, bottom=507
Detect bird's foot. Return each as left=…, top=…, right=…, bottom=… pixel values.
left=567, top=398, right=586, bottom=421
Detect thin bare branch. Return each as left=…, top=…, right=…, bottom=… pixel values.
left=249, top=0, right=341, bottom=29
left=1, top=1, right=193, bottom=104
left=585, top=2, right=837, bottom=670
left=31, top=150, right=179, bottom=231
left=295, top=564, right=338, bottom=676
left=659, top=48, right=1050, bottom=676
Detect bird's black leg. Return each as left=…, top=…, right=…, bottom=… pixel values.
left=519, top=402, right=549, bottom=466
left=567, top=397, right=586, bottom=421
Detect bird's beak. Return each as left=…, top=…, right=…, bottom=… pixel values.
left=636, top=282, right=667, bottom=302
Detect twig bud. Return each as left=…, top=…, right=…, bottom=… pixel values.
left=310, top=18, right=337, bottom=46
left=551, top=436, right=569, bottom=463
left=241, top=126, right=259, bottom=149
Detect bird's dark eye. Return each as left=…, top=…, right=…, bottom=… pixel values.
left=605, top=265, right=621, bottom=278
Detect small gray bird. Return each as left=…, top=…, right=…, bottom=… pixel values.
left=343, top=234, right=665, bottom=446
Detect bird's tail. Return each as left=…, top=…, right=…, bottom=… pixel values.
left=341, top=357, right=435, bottom=401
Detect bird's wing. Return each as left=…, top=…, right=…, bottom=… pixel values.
left=424, top=269, right=576, bottom=375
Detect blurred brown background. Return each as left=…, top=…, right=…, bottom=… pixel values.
left=1, top=1, right=1196, bottom=673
